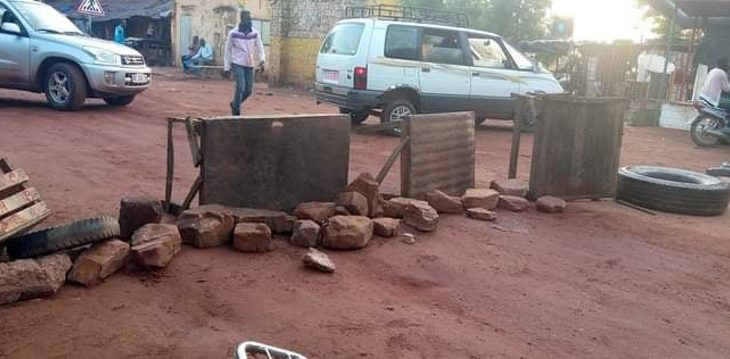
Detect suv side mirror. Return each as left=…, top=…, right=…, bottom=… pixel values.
left=1, top=22, right=21, bottom=35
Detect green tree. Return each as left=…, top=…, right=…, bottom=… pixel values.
left=401, top=0, right=551, bottom=42
left=635, top=0, right=690, bottom=42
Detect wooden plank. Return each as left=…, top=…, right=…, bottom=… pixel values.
left=376, top=136, right=409, bottom=185
left=0, top=169, right=29, bottom=193
left=0, top=202, right=51, bottom=243
left=0, top=187, right=41, bottom=218
left=185, top=117, right=202, bottom=168
left=181, top=175, right=203, bottom=210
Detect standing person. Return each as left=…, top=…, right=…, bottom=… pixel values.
left=114, top=20, right=126, bottom=44
left=224, top=10, right=266, bottom=116
left=181, top=36, right=200, bottom=73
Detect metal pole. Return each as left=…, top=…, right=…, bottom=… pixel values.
left=661, top=0, right=679, bottom=101
left=88, top=15, right=92, bottom=36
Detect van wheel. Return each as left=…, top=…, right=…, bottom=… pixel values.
left=104, top=95, right=136, bottom=106
left=45, top=63, right=87, bottom=110
left=339, top=108, right=370, bottom=124
left=381, top=100, right=416, bottom=136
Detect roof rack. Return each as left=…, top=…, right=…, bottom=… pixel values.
left=345, top=5, right=470, bottom=28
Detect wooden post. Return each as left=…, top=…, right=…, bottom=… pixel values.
left=376, top=136, right=410, bottom=185
left=164, top=118, right=174, bottom=211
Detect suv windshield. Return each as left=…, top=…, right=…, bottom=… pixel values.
left=12, top=1, right=83, bottom=34
left=504, top=41, right=534, bottom=71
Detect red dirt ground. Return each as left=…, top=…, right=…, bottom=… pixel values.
left=1, top=70, right=730, bottom=358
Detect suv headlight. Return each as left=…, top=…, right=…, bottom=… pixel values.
left=83, top=46, right=120, bottom=65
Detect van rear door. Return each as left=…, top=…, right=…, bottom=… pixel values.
left=316, top=22, right=367, bottom=89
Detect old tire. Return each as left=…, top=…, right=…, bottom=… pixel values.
left=617, top=166, right=730, bottom=216
left=381, top=99, right=416, bottom=136
left=45, top=63, right=87, bottom=110
left=690, top=114, right=723, bottom=147
left=6, top=216, right=120, bottom=259
left=104, top=95, right=136, bottom=107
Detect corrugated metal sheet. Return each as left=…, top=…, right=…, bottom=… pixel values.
left=401, top=112, right=475, bottom=199
left=46, top=0, right=172, bottom=20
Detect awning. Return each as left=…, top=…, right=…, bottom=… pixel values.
left=678, top=0, right=730, bottom=18
left=46, top=0, right=173, bottom=21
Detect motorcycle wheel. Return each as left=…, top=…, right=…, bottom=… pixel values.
left=690, top=114, right=722, bottom=147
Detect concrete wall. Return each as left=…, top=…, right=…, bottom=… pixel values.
left=172, top=0, right=271, bottom=66
left=268, top=0, right=398, bottom=86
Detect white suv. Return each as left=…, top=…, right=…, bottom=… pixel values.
left=314, top=16, right=563, bottom=132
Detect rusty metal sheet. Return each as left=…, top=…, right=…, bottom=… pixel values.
left=199, top=114, right=350, bottom=212
left=529, top=96, right=626, bottom=200
left=401, top=112, right=476, bottom=198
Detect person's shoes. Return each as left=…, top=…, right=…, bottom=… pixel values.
left=230, top=102, right=240, bottom=116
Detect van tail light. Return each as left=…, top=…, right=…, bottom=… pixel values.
left=354, top=67, right=367, bottom=90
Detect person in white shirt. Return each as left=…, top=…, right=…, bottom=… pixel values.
left=188, top=38, right=214, bottom=74
left=224, top=10, right=266, bottom=116
left=699, top=57, right=730, bottom=111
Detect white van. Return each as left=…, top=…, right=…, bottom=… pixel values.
left=314, top=16, right=563, bottom=133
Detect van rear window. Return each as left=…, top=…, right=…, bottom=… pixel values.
left=320, top=23, right=364, bottom=56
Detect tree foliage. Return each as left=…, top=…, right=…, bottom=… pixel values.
left=402, top=0, right=552, bottom=42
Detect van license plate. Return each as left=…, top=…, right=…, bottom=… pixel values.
left=323, top=70, right=339, bottom=83
left=132, top=74, right=148, bottom=84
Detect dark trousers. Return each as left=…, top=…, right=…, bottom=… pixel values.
left=231, top=63, right=254, bottom=116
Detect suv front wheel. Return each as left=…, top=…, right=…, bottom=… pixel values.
left=45, top=63, right=87, bottom=110
left=381, top=99, right=416, bottom=136
left=104, top=95, right=136, bottom=107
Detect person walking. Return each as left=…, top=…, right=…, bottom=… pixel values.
left=224, top=10, right=265, bottom=116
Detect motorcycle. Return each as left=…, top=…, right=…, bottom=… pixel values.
left=691, top=99, right=730, bottom=147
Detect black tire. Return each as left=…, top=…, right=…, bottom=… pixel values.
left=381, top=99, right=416, bottom=136
left=45, top=63, right=87, bottom=110
left=690, top=114, right=722, bottom=147
left=104, top=95, right=136, bottom=107
left=617, top=166, right=730, bottom=216
left=339, top=107, right=370, bottom=125
left=6, top=216, right=120, bottom=259
left=475, top=117, right=488, bottom=126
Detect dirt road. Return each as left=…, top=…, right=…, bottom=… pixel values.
left=1, top=71, right=730, bottom=358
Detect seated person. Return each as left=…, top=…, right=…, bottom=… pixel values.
left=700, top=57, right=730, bottom=112
left=184, top=38, right=213, bottom=74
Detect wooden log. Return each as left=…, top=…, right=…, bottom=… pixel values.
left=181, top=175, right=203, bottom=211
left=185, top=117, right=202, bottom=168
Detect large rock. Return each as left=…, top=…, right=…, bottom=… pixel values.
left=294, top=202, right=337, bottom=223
left=118, top=197, right=164, bottom=239
left=536, top=196, right=567, bottom=213
left=233, top=223, right=273, bottom=253
left=461, top=189, right=500, bottom=210
left=302, top=248, right=335, bottom=273
left=181, top=205, right=295, bottom=234
left=321, top=216, right=374, bottom=250
left=466, top=208, right=497, bottom=222
left=383, top=197, right=429, bottom=219
left=498, top=195, right=530, bottom=212
left=403, top=201, right=439, bottom=232
left=426, top=190, right=464, bottom=214
left=345, top=173, right=385, bottom=218
left=491, top=179, right=529, bottom=198
left=68, top=240, right=130, bottom=287
left=0, top=254, right=72, bottom=306
left=177, top=210, right=235, bottom=249
left=335, top=192, right=369, bottom=216
left=131, top=224, right=182, bottom=269
left=291, top=220, right=321, bottom=248
left=373, top=218, right=401, bottom=238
